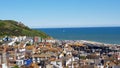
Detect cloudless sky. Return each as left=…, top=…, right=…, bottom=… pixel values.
left=0, top=0, right=120, bottom=28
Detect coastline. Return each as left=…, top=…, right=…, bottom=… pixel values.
left=38, top=27, right=120, bottom=45
left=55, top=39, right=120, bottom=47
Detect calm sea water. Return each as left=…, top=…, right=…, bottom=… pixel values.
left=35, top=27, right=120, bottom=44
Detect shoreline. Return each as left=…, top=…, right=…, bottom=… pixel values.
left=39, top=27, right=120, bottom=45
left=55, top=39, right=120, bottom=47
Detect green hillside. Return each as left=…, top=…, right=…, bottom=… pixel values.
left=0, top=20, right=49, bottom=38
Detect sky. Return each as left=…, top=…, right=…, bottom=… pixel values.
left=0, top=0, right=120, bottom=28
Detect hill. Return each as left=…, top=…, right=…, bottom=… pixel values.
left=0, top=20, right=49, bottom=38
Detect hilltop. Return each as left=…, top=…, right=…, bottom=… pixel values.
left=0, top=20, right=49, bottom=38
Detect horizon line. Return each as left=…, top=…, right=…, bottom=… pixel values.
left=31, top=26, right=120, bottom=29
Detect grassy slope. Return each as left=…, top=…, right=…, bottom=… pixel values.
left=0, top=20, right=49, bottom=38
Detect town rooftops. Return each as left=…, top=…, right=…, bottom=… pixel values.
left=33, top=53, right=52, bottom=58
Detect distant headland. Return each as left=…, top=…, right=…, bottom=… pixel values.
left=0, top=20, right=49, bottom=38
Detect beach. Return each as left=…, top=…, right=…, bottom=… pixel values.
left=38, top=27, right=120, bottom=45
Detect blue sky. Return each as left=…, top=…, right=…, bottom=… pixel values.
left=0, top=0, right=120, bottom=28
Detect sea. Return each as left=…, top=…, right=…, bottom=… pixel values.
left=35, top=27, right=120, bottom=45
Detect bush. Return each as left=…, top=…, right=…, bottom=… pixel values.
left=12, top=65, right=19, bottom=68
left=0, top=42, right=3, bottom=45
left=15, top=42, right=20, bottom=45
left=80, top=56, right=86, bottom=59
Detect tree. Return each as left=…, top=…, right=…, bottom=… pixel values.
left=12, top=65, right=19, bottom=68
left=15, top=42, right=20, bottom=45
left=0, top=42, right=3, bottom=45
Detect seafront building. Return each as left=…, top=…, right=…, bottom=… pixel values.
left=0, top=36, right=120, bottom=68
